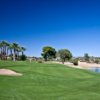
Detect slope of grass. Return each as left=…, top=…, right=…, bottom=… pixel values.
left=0, top=61, right=100, bottom=100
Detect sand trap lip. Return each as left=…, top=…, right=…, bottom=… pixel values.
left=0, top=69, right=22, bottom=76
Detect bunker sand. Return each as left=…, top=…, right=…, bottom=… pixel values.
left=0, top=69, right=22, bottom=76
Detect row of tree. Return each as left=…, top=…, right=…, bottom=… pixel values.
left=79, top=53, right=100, bottom=64
left=0, top=41, right=26, bottom=61
left=41, top=46, right=72, bottom=64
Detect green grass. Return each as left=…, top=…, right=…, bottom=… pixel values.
left=0, top=61, right=100, bottom=100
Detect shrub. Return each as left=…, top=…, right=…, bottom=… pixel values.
left=94, top=59, right=99, bottom=64
left=37, top=60, right=43, bottom=63
left=72, top=59, right=78, bottom=66
left=7, top=57, right=12, bottom=61
left=19, top=55, right=27, bottom=61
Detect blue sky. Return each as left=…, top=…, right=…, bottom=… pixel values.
left=0, top=0, right=100, bottom=57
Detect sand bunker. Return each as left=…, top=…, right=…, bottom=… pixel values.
left=0, top=69, right=22, bottom=76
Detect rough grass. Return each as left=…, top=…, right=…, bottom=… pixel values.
left=0, top=61, right=100, bottom=100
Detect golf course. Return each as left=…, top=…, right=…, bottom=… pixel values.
left=0, top=61, right=100, bottom=100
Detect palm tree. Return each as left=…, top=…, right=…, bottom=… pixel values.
left=1, top=41, right=9, bottom=60
left=0, top=41, right=26, bottom=61
left=16, top=46, right=22, bottom=60
left=21, top=47, right=26, bottom=55
left=5, top=42, right=10, bottom=60
left=12, top=43, right=19, bottom=61
left=1, top=41, right=5, bottom=60
left=8, top=44, right=13, bottom=60
left=0, top=42, right=3, bottom=60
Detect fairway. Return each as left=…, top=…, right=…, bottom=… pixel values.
left=0, top=61, right=100, bottom=100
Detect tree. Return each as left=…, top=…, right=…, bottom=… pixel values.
left=0, top=42, right=3, bottom=60
left=17, top=47, right=26, bottom=61
left=15, top=46, right=21, bottom=60
left=19, top=55, right=27, bottom=61
left=21, top=47, right=26, bottom=55
left=84, top=53, right=90, bottom=62
left=12, top=43, right=19, bottom=61
left=8, top=44, right=13, bottom=60
left=57, top=49, right=72, bottom=64
left=41, top=46, right=56, bottom=61
left=94, top=58, right=100, bottom=64
left=1, top=41, right=9, bottom=60
left=0, top=41, right=26, bottom=61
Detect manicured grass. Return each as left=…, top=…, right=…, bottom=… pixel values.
left=0, top=61, right=100, bottom=100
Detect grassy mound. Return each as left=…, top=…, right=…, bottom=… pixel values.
left=0, top=61, right=100, bottom=100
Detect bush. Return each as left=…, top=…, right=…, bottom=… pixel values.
left=19, top=55, right=27, bottom=61
left=7, top=57, right=12, bottom=61
left=37, top=60, right=43, bottom=63
left=94, top=59, right=99, bottom=64
left=72, top=59, right=78, bottom=66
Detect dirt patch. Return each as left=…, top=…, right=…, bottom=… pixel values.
left=51, top=61, right=100, bottom=69
left=78, top=62, right=100, bottom=68
left=0, top=69, right=22, bottom=76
